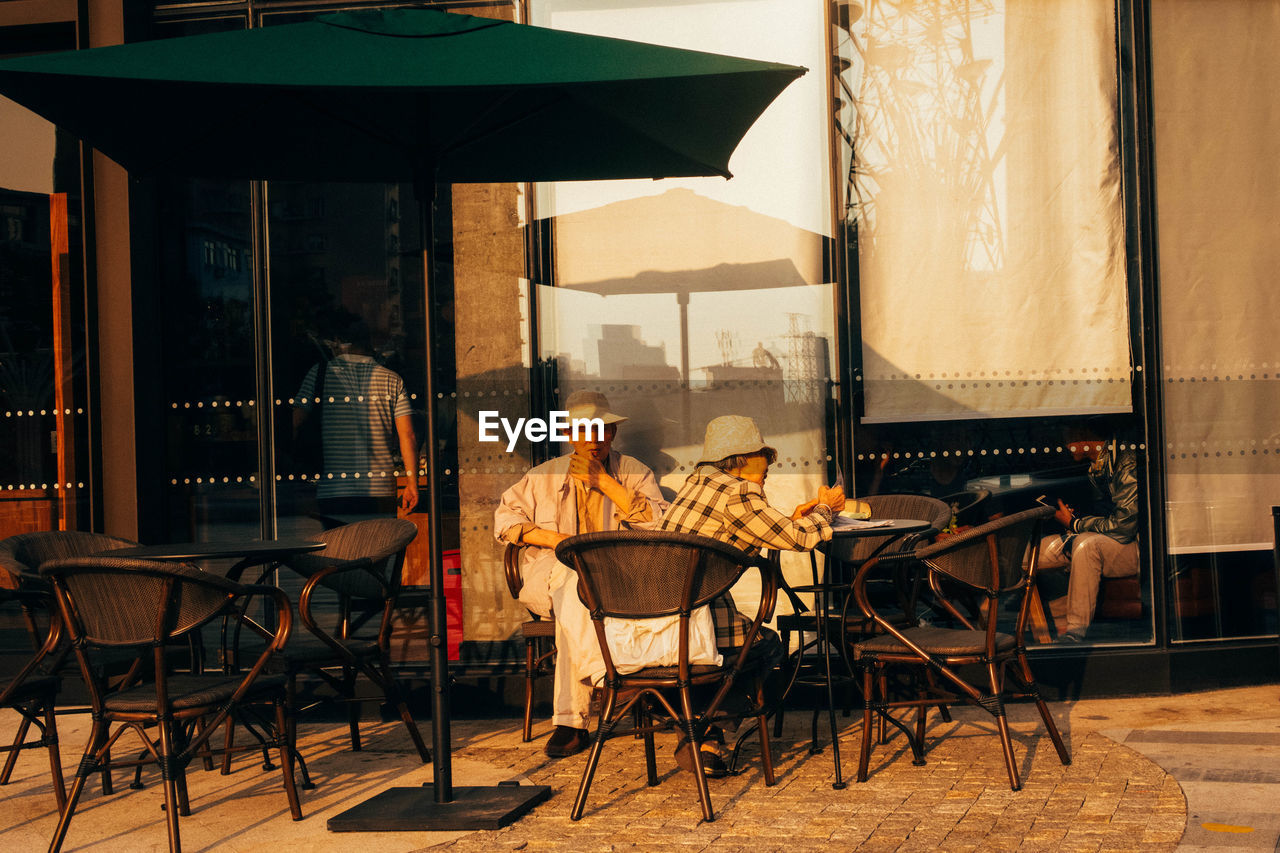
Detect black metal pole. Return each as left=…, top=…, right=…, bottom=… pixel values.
left=416, top=171, right=453, bottom=803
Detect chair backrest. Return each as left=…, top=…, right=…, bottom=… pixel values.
left=290, top=517, right=417, bottom=600
left=840, top=494, right=953, bottom=565
left=41, top=556, right=240, bottom=647
left=0, top=531, right=141, bottom=588
left=556, top=529, right=764, bottom=620
left=503, top=542, right=523, bottom=599
left=914, top=505, right=1052, bottom=594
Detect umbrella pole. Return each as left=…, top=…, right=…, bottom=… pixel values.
left=326, top=172, right=549, bottom=832
left=418, top=175, right=454, bottom=803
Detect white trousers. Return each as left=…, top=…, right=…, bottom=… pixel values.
left=519, top=549, right=604, bottom=729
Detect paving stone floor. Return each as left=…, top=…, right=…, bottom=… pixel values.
left=0, top=693, right=1208, bottom=852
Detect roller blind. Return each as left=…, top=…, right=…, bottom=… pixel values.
left=851, top=0, right=1131, bottom=422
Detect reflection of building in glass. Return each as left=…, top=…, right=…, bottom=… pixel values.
left=596, top=324, right=679, bottom=381
left=784, top=315, right=829, bottom=404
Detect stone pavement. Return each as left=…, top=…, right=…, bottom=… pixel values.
left=2, top=684, right=1278, bottom=851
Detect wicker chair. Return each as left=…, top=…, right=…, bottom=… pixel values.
left=281, top=518, right=430, bottom=762
left=851, top=506, right=1071, bottom=791
left=773, top=494, right=951, bottom=740
left=0, top=530, right=142, bottom=797
left=503, top=543, right=557, bottom=742
left=41, top=556, right=301, bottom=853
left=0, top=586, right=66, bottom=808
left=556, top=529, right=779, bottom=822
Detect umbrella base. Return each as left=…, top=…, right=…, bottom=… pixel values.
left=327, top=783, right=552, bottom=831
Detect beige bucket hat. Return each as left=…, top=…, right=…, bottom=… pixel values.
left=564, top=390, right=627, bottom=425
left=697, top=415, right=777, bottom=465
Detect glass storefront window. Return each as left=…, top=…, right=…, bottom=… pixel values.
left=1151, top=0, right=1280, bottom=643
left=838, top=1, right=1152, bottom=647
left=0, top=91, right=92, bottom=555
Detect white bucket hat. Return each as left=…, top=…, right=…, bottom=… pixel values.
left=697, top=415, right=776, bottom=466
left=564, top=390, right=627, bottom=425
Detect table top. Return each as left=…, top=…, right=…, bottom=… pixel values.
left=102, top=538, right=325, bottom=562
left=829, top=517, right=931, bottom=537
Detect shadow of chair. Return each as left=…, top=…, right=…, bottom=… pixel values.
left=503, top=543, right=556, bottom=743
left=40, top=556, right=301, bottom=853
left=556, top=529, right=779, bottom=822
left=281, top=518, right=430, bottom=763
left=0, top=585, right=66, bottom=809
left=851, top=506, right=1071, bottom=791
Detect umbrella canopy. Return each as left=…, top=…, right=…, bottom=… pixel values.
left=0, top=8, right=804, bottom=183
left=0, top=6, right=804, bottom=822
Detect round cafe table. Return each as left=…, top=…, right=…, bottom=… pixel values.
left=774, top=517, right=932, bottom=789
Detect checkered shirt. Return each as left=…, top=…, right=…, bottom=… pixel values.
left=659, top=467, right=834, bottom=647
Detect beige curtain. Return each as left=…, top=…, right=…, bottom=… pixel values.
left=1153, top=1, right=1280, bottom=552
left=852, top=0, right=1130, bottom=422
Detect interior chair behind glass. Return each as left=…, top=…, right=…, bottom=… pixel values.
left=851, top=506, right=1071, bottom=791
left=556, top=529, right=779, bottom=822
left=503, top=543, right=556, bottom=742
left=282, top=517, right=430, bottom=762
left=41, top=556, right=301, bottom=853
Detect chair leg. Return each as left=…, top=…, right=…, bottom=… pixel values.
left=634, top=701, right=658, bottom=786
left=373, top=655, right=430, bottom=763
left=986, top=662, right=1021, bottom=791
left=49, top=718, right=108, bottom=853
left=158, top=722, right=183, bottom=853
left=755, top=676, right=776, bottom=786
left=570, top=688, right=617, bottom=821
left=344, top=666, right=362, bottom=752
left=857, top=664, right=875, bottom=783
left=44, top=702, right=68, bottom=811
left=678, top=685, right=715, bottom=822
left=275, top=698, right=304, bottom=820
left=523, top=639, right=537, bottom=743
left=1016, top=653, right=1071, bottom=766
left=0, top=714, right=32, bottom=785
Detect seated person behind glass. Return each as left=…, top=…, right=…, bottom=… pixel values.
left=1038, top=420, right=1139, bottom=642
left=292, top=319, right=418, bottom=518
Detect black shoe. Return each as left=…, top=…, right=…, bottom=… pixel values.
left=1059, top=631, right=1086, bottom=644
left=675, top=737, right=729, bottom=778
left=545, top=725, right=589, bottom=758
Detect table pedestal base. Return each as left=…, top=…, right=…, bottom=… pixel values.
left=327, top=783, right=552, bottom=831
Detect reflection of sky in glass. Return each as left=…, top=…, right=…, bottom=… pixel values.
left=542, top=285, right=833, bottom=384
left=533, top=0, right=830, bottom=236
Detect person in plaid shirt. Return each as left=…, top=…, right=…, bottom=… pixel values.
left=660, top=414, right=847, bottom=646
left=659, top=415, right=846, bottom=774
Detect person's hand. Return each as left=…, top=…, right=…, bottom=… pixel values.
left=791, top=497, right=820, bottom=520
left=1055, top=498, right=1075, bottom=529
left=569, top=454, right=606, bottom=490
left=819, top=484, right=847, bottom=513
left=400, top=480, right=419, bottom=512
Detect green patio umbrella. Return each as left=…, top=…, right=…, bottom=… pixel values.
left=0, top=6, right=804, bottom=828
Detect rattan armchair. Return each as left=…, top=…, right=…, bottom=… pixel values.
left=851, top=506, right=1071, bottom=791
left=281, top=518, right=430, bottom=762
left=556, top=529, right=779, bottom=822
left=503, top=543, right=557, bottom=742
left=0, top=586, right=66, bottom=808
left=41, top=556, right=302, bottom=853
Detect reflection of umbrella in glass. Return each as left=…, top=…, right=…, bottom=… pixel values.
left=0, top=7, right=803, bottom=828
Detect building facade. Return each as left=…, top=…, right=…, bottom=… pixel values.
left=1, top=0, right=1277, bottom=694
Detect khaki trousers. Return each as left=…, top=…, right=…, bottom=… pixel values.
left=1039, top=533, right=1140, bottom=636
